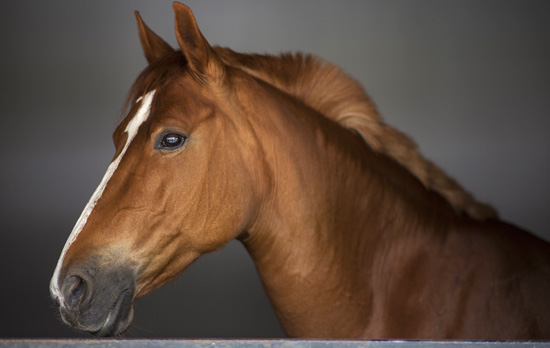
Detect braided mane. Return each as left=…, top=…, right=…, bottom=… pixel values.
left=215, top=47, right=497, bottom=220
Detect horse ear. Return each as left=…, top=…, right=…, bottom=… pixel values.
left=172, top=2, right=222, bottom=79
left=135, top=11, right=174, bottom=64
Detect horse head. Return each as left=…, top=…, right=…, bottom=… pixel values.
left=50, top=2, right=264, bottom=336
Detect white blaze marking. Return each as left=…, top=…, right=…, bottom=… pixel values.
left=50, top=90, right=156, bottom=303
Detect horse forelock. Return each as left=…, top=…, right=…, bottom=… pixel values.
left=122, top=51, right=189, bottom=119
left=215, top=47, right=497, bottom=221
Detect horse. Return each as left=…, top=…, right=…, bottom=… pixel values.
left=50, top=2, right=550, bottom=339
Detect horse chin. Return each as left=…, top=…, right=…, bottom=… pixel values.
left=91, top=290, right=134, bottom=337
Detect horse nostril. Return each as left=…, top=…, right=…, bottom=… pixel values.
left=62, top=275, right=88, bottom=310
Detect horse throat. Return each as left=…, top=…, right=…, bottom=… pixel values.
left=238, top=93, right=457, bottom=337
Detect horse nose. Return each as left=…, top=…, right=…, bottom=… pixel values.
left=61, top=274, right=89, bottom=310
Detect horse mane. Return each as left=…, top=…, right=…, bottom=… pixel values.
left=123, top=47, right=496, bottom=220
left=214, top=47, right=497, bottom=221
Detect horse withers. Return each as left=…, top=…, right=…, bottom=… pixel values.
left=50, top=2, right=550, bottom=339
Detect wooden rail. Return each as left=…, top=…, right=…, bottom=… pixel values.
left=1, top=340, right=549, bottom=348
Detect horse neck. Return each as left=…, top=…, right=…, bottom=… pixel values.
left=239, top=80, right=459, bottom=337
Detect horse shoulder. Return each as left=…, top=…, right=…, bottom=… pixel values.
left=441, top=220, right=550, bottom=338
left=369, top=219, right=550, bottom=339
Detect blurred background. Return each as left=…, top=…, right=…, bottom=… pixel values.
left=0, top=0, right=548, bottom=338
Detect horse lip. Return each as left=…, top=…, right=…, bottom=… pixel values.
left=92, top=289, right=134, bottom=337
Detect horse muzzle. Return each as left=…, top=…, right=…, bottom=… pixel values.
left=52, top=262, right=136, bottom=336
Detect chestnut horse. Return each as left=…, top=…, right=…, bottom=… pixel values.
left=50, top=2, right=550, bottom=339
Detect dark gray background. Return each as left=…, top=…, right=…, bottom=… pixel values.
left=1, top=0, right=548, bottom=338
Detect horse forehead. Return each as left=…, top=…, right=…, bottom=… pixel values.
left=150, top=84, right=219, bottom=123
left=163, top=79, right=208, bottom=106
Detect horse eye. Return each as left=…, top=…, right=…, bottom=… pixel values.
left=160, top=133, right=186, bottom=149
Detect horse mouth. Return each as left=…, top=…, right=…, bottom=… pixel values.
left=92, top=289, right=134, bottom=337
